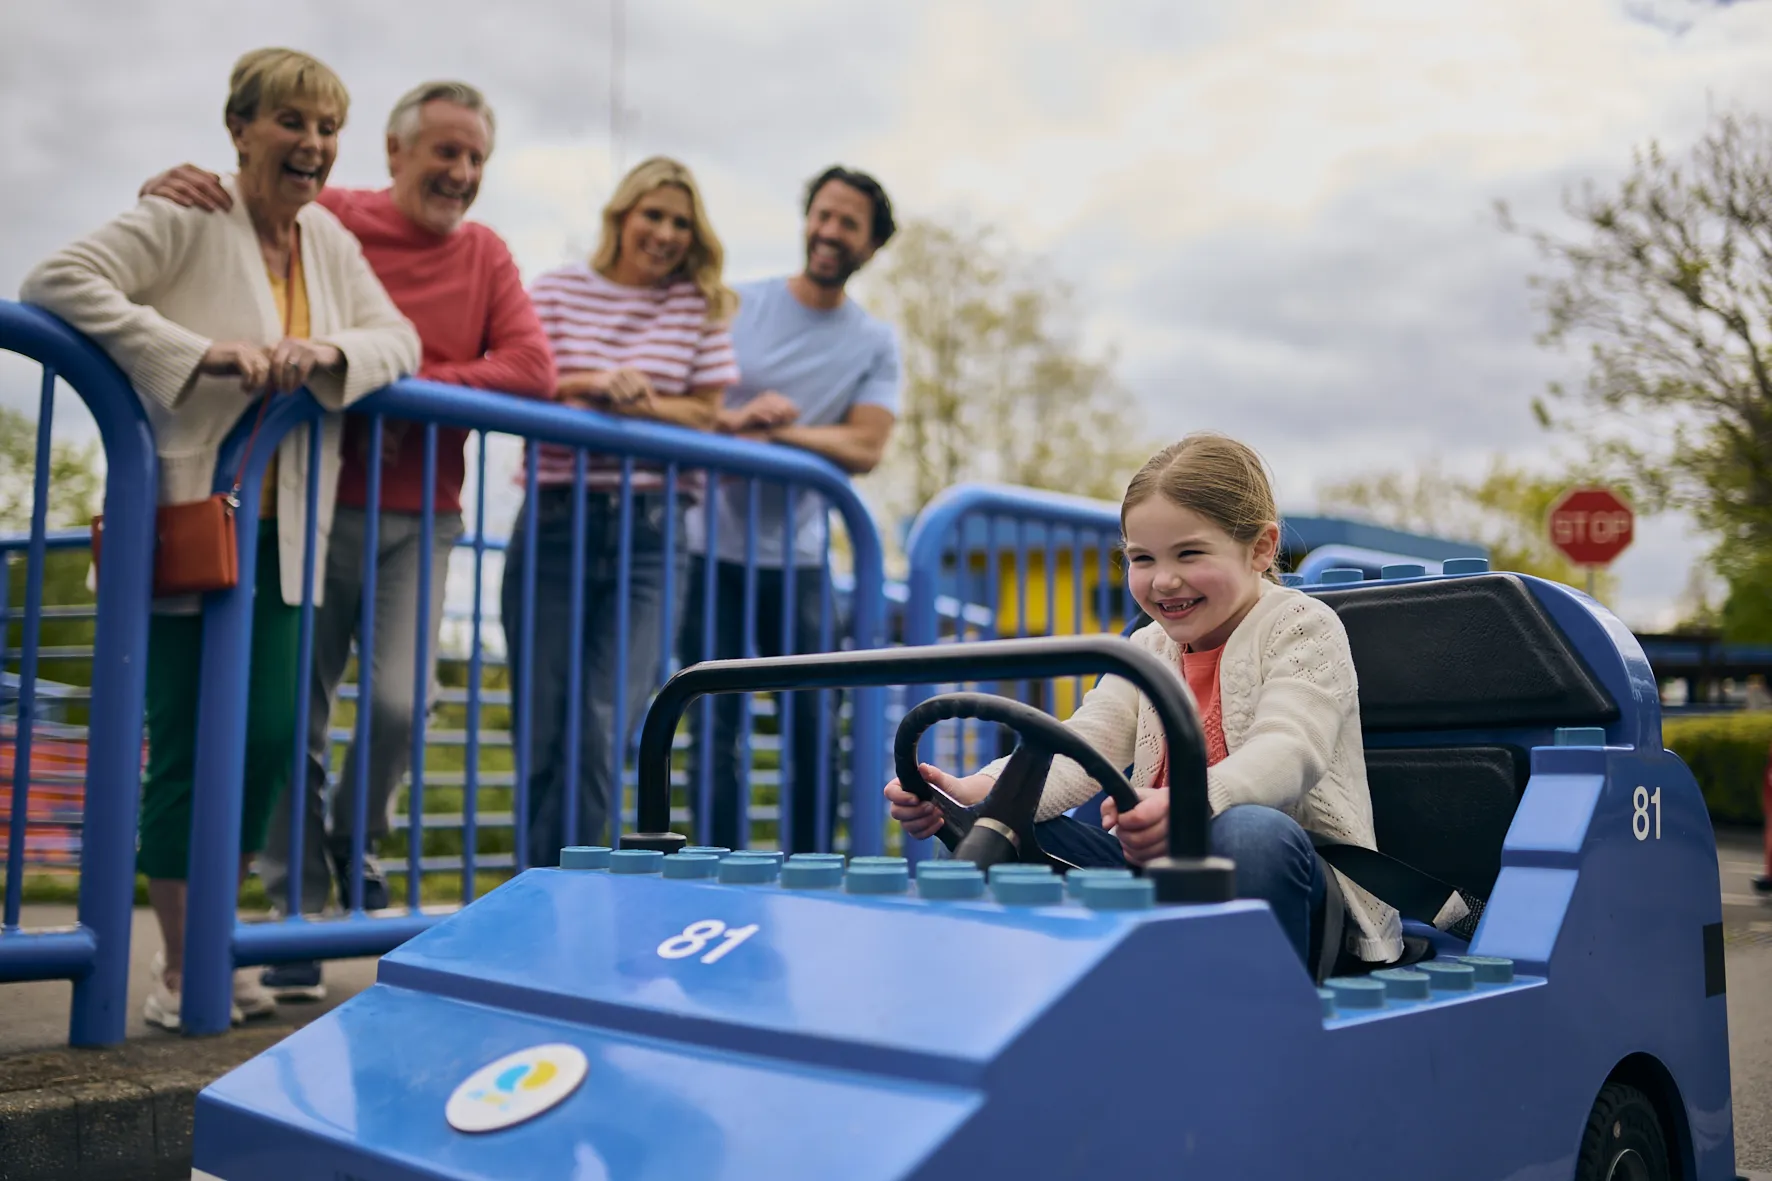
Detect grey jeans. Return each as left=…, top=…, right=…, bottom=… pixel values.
left=257, top=507, right=464, bottom=915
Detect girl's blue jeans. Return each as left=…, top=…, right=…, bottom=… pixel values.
left=1034, top=803, right=1327, bottom=967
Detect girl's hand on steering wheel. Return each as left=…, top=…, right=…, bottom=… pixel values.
left=1102, top=787, right=1169, bottom=866
left=883, top=764, right=993, bottom=840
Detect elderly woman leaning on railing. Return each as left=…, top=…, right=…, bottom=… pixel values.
left=18, top=46, right=419, bottom=1032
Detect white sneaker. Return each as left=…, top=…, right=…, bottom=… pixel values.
left=146, top=952, right=246, bottom=1029
left=233, top=967, right=278, bottom=1020
left=143, top=967, right=182, bottom=1032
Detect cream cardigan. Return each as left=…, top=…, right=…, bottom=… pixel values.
left=983, top=580, right=1403, bottom=961
left=20, top=175, right=420, bottom=610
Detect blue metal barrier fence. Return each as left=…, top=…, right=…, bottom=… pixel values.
left=900, top=483, right=1135, bottom=863
left=178, top=377, right=888, bottom=1034
left=0, top=302, right=157, bottom=1046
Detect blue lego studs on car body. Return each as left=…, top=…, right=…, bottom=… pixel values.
left=987, top=863, right=1052, bottom=883
left=1320, top=568, right=1365, bottom=584
left=662, top=853, right=720, bottom=880
left=917, top=869, right=986, bottom=900
left=1371, top=968, right=1431, bottom=1001
left=781, top=861, right=844, bottom=890
left=1460, top=956, right=1516, bottom=985
left=993, top=875, right=1064, bottom=906
left=1079, top=878, right=1155, bottom=911
left=1065, top=867, right=1132, bottom=898
left=716, top=855, right=777, bottom=885
left=1442, top=557, right=1490, bottom=575
left=608, top=849, right=663, bottom=875
left=1326, top=977, right=1386, bottom=1010
left=845, top=864, right=910, bottom=894
left=1381, top=563, right=1427, bottom=580
left=559, top=846, right=611, bottom=870
left=1418, top=962, right=1476, bottom=992
left=681, top=846, right=732, bottom=859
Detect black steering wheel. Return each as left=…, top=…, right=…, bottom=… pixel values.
left=893, top=692, right=1139, bottom=873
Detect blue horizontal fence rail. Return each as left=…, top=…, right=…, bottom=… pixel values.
left=178, top=376, right=888, bottom=1035
left=0, top=302, right=157, bottom=1046
left=900, top=483, right=1135, bottom=864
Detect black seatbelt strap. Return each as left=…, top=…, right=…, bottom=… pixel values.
left=1310, top=835, right=1485, bottom=943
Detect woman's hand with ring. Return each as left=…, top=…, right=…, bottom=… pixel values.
left=267, top=338, right=343, bottom=393
left=198, top=341, right=274, bottom=393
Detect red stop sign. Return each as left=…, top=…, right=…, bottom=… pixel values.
left=1547, top=487, right=1634, bottom=567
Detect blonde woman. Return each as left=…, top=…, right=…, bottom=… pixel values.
left=502, top=156, right=738, bottom=860
left=20, top=48, right=419, bottom=1029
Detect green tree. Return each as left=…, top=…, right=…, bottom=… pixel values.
left=0, top=405, right=104, bottom=531
left=0, top=406, right=105, bottom=695
left=1500, top=110, right=1772, bottom=638
left=1317, top=456, right=1619, bottom=600
left=857, top=218, right=1152, bottom=525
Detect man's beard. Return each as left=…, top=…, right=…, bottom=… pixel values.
left=803, top=238, right=858, bottom=288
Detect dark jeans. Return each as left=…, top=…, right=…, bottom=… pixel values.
left=1035, top=804, right=1327, bottom=967
left=679, top=557, right=841, bottom=853
left=502, top=488, right=685, bottom=861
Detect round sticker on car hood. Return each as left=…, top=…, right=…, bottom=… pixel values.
left=445, top=1043, right=589, bottom=1133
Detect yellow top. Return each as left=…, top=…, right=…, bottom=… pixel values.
left=259, top=242, right=310, bottom=517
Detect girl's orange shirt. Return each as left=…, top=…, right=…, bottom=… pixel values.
left=1152, top=645, right=1230, bottom=790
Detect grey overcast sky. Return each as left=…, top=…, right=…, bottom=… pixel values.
left=4, top=0, right=1770, bottom=625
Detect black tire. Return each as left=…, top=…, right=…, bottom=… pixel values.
left=1575, top=1082, right=1671, bottom=1181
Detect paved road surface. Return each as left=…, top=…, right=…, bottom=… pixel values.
left=3, top=832, right=1770, bottom=1171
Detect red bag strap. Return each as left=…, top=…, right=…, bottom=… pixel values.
left=228, top=228, right=299, bottom=501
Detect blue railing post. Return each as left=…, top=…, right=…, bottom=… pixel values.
left=185, top=392, right=321, bottom=1035
left=0, top=302, right=157, bottom=1046
left=3, top=369, right=56, bottom=933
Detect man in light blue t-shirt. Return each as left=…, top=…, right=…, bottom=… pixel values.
left=681, top=165, right=901, bottom=853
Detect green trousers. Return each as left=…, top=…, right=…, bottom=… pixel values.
left=137, top=521, right=300, bottom=880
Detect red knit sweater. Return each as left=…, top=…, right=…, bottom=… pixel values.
left=323, top=188, right=555, bottom=514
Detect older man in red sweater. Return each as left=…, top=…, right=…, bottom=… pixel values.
left=143, top=81, right=555, bottom=998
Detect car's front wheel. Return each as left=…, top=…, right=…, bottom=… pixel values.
left=1575, top=1082, right=1670, bottom=1181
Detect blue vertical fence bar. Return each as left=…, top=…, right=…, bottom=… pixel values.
left=285, top=419, right=323, bottom=920
left=462, top=432, right=487, bottom=902
left=738, top=479, right=759, bottom=847
left=350, top=415, right=385, bottom=915
left=515, top=444, right=539, bottom=871
left=695, top=485, right=719, bottom=846
left=778, top=486, right=798, bottom=851
left=562, top=449, right=588, bottom=854
left=611, top=458, right=636, bottom=840
left=408, top=422, right=438, bottom=911
left=2, top=370, right=54, bottom=933
left=814, top=511, right=835, bottom=853
left=0, top=304, right=158, bottom=1045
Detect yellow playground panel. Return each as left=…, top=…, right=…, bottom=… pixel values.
left=970, top=547, right=1131, bottom=719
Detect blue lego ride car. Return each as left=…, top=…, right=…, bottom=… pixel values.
left=190, top=568, right=1737, bottom=1181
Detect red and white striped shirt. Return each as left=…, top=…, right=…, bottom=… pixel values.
left=528, top=264, right=738, bottom=491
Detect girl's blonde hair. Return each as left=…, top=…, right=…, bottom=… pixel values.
left=1121, top=433, right=1284, bottom=583
left=591, top=156, right=738, bottom=323
left=225, top=48, right=349, bottom=130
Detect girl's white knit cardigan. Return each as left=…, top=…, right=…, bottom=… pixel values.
left=982, top=579, right=1403, bottom=962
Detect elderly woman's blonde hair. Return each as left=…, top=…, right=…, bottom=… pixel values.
left=225, top=48, right=350, bottom=131
left=591, top=157, right=738, bottom=323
